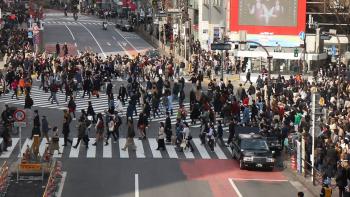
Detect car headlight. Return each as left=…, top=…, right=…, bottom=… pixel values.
left=266, top=158, right=275, bottom=162
left=243, top=156, right=253, bottom=162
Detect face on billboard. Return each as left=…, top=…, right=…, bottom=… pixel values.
left=230, top=0, right=306, bottom=35
left=239, top=0, right=298, bottom=26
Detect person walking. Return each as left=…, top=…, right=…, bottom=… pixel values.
left=207, top=124, right=215, bottom=152
left=105, top=115, right=117, bottom=145
left=55, top=42, right=60, bottom=57
left=244, top=69, right=251, bottom=85
left=335, top=162, right=347, bottom=197
left=122, top=118, right=136, bottom=151
left=24, top=93, right=33, bottom=126
left=1, top=123, right=11, bottom=152
left=62, top=110, right=73, bottom=146
left=63, top=42, right=68, bottom=56
left=68, top=96, right=76, bottom=119
left=156, top=122, right=166, bottom=151
left=114, top=111, right=122, bottom=139
left=137, top=112, right=147, bottom=140
left=182, top=122, right=194, bottom=152
left=41, top=115, right=50, bottom=143
left=165, top=112, right=172, bottom=143
left=216, top=120, right=225, bottom=146
left=11, top=79, right=19, bottom=99
left=87, top=101, right=96, bottom=123
left=92, top=113, right=104, bottom=146
left=73, top=116, right=89, bottom=149
left=49, top=127, right=61, bottom=155
left=30, top=110, right=41, bottom=139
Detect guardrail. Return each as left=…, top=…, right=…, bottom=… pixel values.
left=0, top=161, right=10, bottom=197
left=42, top=160, right=62, bottom=197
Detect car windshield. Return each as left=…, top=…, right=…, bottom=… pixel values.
left=241, top=139, right=269, bottom=151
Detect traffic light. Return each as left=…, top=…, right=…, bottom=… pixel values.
left=294, top=48, right=299, bottom=57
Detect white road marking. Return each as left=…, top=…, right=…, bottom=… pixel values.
left=192, top=138, right=211, bottom=159
left=214, top=145, right=227, bottom=159
left=0, top=138, right=19, bottom=158
left=56, top=172, right=67, bottom=197
left=135, top=173, right=139, bottom=197
left=134, top=139, right=145, bottom=158
left=117, top=41, right=130, bottom=56
left=148, top=138, right=162, bottom=158
left=78, top=22, right=106, bottom=58
left=183, top=148, right=195, bottom=159
left=69, top=138, right=80, bottom=158
left=119, top=138, right=129, bottom=158
left=165, top=144, right=178, bottom=158
left=103, top=138, right=112, bottom=158
left=106, top=42, right=111, bottom=46
left=114, top=28, right=139, bottom=53
left=18, top=138, right=33, bottom=157
left=231, top=178, right=288, bottom=182
left=86, top=138, right=96, bottom=158
left=228, top=178, right=243, bottom=197
left=39, top=138, right=48, bottom=156
left=64, top=24, right=75, bottom=41
left=53, top=138, right=65, bottom=158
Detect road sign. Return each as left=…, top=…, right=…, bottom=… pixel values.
left=211, top=43, right=231, bottom=50
left=14, top=122, right=26, bottom=128
left=13, top=109, right=25, bottom=121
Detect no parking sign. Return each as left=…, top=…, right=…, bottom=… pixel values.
left=13, top=109, right=26, bottom=127
left=14, top=109, right=26, bottom=121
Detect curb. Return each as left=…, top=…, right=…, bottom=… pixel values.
left=283, top=163, right=320, bottom=197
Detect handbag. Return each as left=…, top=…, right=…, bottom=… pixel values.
left=180, top=140, right=187, bottom=148
left=7, top=138, right=12, bottom=147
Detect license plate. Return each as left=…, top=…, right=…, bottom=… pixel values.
left=256, top=163, right=263, bottom=167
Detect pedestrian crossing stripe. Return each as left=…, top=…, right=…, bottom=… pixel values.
left=44, top=21, right=115, bottom=26
left=0, top=138, right=233, bottom=160
left=0, top=86, right=249, bottom=130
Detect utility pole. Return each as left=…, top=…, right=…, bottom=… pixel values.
left=221, top=0, right=228, bottom=80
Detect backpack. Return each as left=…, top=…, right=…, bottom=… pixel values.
left=85, top=118, right=91, bottom=127
left=97, top=119, right=104, bottom=128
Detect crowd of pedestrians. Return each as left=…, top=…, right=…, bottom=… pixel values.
left=1, top=3, right=350, bottom=196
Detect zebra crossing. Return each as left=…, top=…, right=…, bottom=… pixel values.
left=0, top=138, right=233, bottom=160
left=44, top=21, right=115, bottom=26
left=0, top=86, right=247, bottom=131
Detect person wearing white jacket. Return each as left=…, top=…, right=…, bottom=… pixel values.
left=156, top=122, right=166, bottom=151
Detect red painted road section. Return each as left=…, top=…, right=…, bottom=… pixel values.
left=180, top=160, right=287, bottom=197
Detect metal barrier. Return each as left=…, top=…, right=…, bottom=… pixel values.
left=0, top=161, right=10, bottom=197
left=42, top=160, right=62, bottom=197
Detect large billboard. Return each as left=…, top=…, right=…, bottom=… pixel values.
left=230, top=0, right=306, bottom=35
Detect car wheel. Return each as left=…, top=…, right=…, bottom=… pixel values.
left=239, top=159, right=245, bottom=170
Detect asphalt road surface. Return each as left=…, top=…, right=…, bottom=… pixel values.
left=0, top=11, right=315, bottom=197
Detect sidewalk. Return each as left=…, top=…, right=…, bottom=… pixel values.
left=281, top=157, right=338, bottom=197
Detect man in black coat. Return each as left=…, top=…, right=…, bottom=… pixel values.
left=336, top=163, right=347, bottom=197
left=31, top=110, right=41, bottom=139
left=165, top=112, right=172, bottom=143
left=226, top=120, right=236, bottom=146
left=82, top=77, right=92, bottom=99
left=119, top=84, right=127, bottom=105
